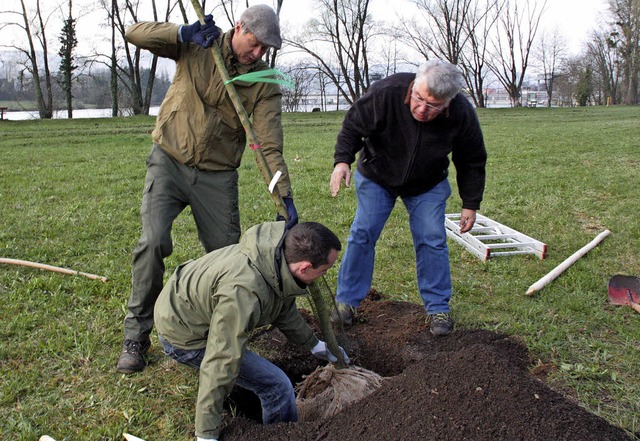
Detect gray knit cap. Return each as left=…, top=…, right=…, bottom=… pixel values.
left=240, top=4, right=282, bottom=49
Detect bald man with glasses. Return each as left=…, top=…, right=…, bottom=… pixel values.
left=329, top=59, right=487, bottom=336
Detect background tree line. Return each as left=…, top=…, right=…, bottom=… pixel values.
left=0, top=0, right=638, bottom=119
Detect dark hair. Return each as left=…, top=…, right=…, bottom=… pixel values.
left=283, top=222, right=342, bottom=268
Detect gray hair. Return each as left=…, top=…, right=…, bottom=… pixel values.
left=414, top=60, right=464, bottom=100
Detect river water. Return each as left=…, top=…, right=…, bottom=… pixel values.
left=3, top=107, right=161, bottom=121
left=3, top=101, right=352, bottom=121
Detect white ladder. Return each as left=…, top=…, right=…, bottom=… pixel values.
left=445, top=213, right=547, bottom=261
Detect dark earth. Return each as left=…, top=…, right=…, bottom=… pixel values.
left=218, top=291, right=633, bottom=441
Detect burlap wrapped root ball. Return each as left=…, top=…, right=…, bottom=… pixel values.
left=296, top=365, right=385, bottom=421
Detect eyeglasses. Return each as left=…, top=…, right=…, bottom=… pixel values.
left=411, top=92, right=448, bottom=112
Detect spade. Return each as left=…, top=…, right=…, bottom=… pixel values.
left=608, top=275, right=640, bottom=313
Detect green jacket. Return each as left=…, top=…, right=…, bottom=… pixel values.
left=125, top=23, right=292, bottom=197
left=154, top=222, right=319, bottom=438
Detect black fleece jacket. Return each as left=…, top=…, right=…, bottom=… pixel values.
left=334, top=72, right=487, bottom=210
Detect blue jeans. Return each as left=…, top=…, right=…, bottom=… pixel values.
left=158, top=335, right=298, bottom=424
left=336, top=171, right=452, bottom=313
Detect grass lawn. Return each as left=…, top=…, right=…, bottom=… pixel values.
left=1, top=106, right=639, bottom=440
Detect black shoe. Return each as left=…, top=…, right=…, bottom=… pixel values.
left=429, top=312, right=453, bottom=336
left=116, top=339, right=150, bottom=374
left=331, top=302, right=356, bottom=326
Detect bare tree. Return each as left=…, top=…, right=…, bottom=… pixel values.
left=397, top=0, right=500, bottom=108
left=607, top=0, right=639, bottom=104
left=285, top=0, right=377, bottom=105
left=488, top=0, right=547, bottom=107
left=587, top=29, right=621, bottom=105
left=1, top=0, right=56, bottom=118
left=534, top=27, right=566, bottom=107
left=110, top=0, right=119, bottom=116
left=96, top=0, right=180, bottom=115
left=378, top=28, right=405, bottom=78
left=266, top=0, right=284, bottom=68
left=401, top=0, right=475, bottom=64
left=280, top=62, right=314, bottom=111
left=460, top=0, right=501, bottom=107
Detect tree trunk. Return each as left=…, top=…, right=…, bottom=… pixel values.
left=111, top=0, right=118, bottom=116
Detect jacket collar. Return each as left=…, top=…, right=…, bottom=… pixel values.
left=274, top=228, right=308, bottom=296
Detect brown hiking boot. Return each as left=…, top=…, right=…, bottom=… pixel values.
left=116, top=339, right=150, bottom=374
left=428, top=312, right=453, bottom=336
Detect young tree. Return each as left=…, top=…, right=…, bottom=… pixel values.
left=488, top=0, right=547, bottom=107
left=59, top=0, right=78, bottom=118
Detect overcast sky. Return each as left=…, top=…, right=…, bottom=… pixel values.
left=0, top=0, right=610, bottom=65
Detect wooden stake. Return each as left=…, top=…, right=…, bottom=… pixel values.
left=525, top=230, right=610, bottom=296
left=0, top=257, right=109, bottom=282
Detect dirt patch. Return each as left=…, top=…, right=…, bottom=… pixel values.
left=221, top=293, right=632, bottom=441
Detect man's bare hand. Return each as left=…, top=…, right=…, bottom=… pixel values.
left=330, top=163, right=351, bottom=197
left=459, top=208, right=477, bottom=233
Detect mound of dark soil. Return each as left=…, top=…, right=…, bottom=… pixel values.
left=221, top=294, right=632, bottom=441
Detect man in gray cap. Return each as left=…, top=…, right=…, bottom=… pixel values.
left=117, top=4, right=298, bottom=374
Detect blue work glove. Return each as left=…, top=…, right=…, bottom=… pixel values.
left=276, top=197, right=298, bottom=230
left=179, top=15, right=220, bottom=48
left=311, top=340, right=350, bottom=364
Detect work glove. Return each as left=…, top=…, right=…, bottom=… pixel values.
left=276, top=197, right=299, bottom=230
left=311, top=340, right=350, bottom=364
left=179, top=15, right=220, bottom=48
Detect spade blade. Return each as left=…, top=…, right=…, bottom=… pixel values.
left=608, top=275, right=640, bottom=305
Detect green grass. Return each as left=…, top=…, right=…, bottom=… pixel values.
left=1, top=107, right=639, bottom=440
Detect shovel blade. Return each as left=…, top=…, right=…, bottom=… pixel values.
left=608, top=275, right=640, bottom=305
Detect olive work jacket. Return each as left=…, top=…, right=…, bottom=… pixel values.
left=125, top=23, right=292, bottom=197
left=154, top=222, right=319, bottom=438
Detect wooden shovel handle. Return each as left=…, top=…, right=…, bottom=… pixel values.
left=0, top=257, right=109, bottom=282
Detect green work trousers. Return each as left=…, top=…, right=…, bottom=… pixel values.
left=123, top=145, right=241, bottom=343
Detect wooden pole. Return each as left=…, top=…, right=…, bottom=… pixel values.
left=0, top=257, right=109, bottom=282
left=188, top=0, right=346, bottom=366
left=525, top=230, right=610, bottom=296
